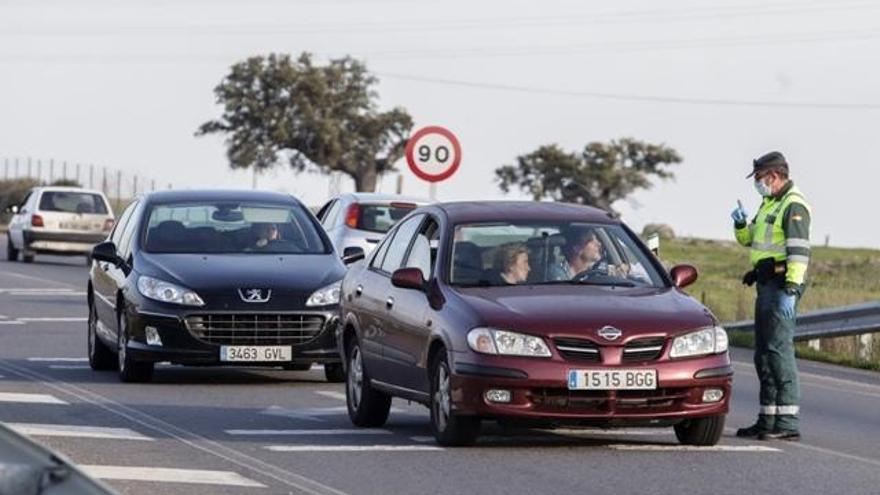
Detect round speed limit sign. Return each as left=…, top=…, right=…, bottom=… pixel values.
left=405, top=126, right=462, bottom=183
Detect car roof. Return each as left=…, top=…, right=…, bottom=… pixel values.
left=143, top=189, right=303, bottom=205
left=434, top=201, right=616, bottom=224
left=339, top=192, right=431, bottom=204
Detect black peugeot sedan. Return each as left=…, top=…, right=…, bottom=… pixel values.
left=87, top=190, right=362, bottom=383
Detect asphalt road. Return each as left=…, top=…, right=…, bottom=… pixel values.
left=1, top=234, right=879, bottom=495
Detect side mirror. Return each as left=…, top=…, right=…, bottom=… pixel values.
left=670, top=264, right=698, bottom=289
left=92, top=241, right=121, bottom=265
left=391, top=267, right=425, bottom=291
left=342, top=246, right=365, bottom=265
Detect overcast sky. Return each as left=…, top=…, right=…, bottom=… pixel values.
left=2, top=0, right=878, bottom=247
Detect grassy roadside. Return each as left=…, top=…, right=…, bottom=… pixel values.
left=728, top=331, right=880, bottom=372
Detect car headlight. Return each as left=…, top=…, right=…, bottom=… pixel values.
left=306, top=281, right=341, bottom=307
left=137, top=275, right=204, bottom=307
left=466, top=327, right=551, bottom=357
left=670, top=326, right=728, bottom=358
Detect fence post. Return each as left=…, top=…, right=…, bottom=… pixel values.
left=27, top=157, right=32, bottom=178
left=3, top=157, right=7, bottom=179
left=116, top=170, right=122, bottom=205
left=858, top=333, right=874, bottom=361
left=102, top=167, right=108, bottom=195
left=14, top=157, right=20, bottom=177
left=133, top=175, right=138, bottom=196
left=89, top=164, right=94, bottom=189
left=151, top=179, right=156, bottom=192
left=36, top=159, right=41, bottom=182
left=76, top=163, right=81, bottom=184
left=63, top=161, right=67, bottom=181
left=49, top=159, right=54, bottom=183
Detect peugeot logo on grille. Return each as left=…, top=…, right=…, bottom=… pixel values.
left=239, top=288, right=271, bottom=303
left=598, top=326, right=622, bottom=341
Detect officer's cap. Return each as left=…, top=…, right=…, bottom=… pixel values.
left=747, top=151, right=789, bottom=178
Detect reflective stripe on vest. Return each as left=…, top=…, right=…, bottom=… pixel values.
left=749, top=186, right=811, bottom=267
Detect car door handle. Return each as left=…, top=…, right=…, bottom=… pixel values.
left=385, top=296, right=394, bottom=309
left=355, top=285, right=363, bottom=297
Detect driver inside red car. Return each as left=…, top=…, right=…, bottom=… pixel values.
left=550, top=227, right=628, bottom=281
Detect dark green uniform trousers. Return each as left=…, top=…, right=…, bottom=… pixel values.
left=754, top=281, right=801, bottom=431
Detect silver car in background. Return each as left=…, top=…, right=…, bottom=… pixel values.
left=316, top=193, right=429, bottom=255
left=6, top=186, right=114, bottom=263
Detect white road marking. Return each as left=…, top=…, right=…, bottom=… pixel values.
left=0, top=321, right=25, bottom=325
left=226, top=429, right=391, bottom=436
left=9, top=291, right=86, bottom=297
left=0, top=314, right=7, bottom=319
left=80, top=466, right=266, bottom=487
left=0, top=392, right=68, bottom=404
left=261, top=405, right=408, bottom=422
left=18, top=317, right=87, bottom=322
left=551, top=428, right=673, bottom=437
left=607, top=444, right=781, bottom=452
left=733, top=361, right=880, bottom=393
left=49, top=365, right=92, bottom=370
left=28, top=357, right=88, bottom=362
left=266, top=445, right=444, bottom=452
left=314, top=390, right=347, bottom=401
left=0, top=288, right=74, bottom=293
left=0, top=271, right=77, bottom=288
left=7, top=423, right=153, bottom=441
left=786, top=441, right=880, bottom=468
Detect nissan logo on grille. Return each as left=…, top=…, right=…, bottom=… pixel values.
left=598, top=326, right=622, bottom=341
left=239, top=288, right=271, bottom=303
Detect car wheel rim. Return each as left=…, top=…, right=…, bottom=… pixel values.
left=434, top=363, right=450, bottom=432
left=348, top=347, right=363, bottom=409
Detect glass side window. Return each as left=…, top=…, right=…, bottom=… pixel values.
left=110, top=201, right=137, bottom=246
left=369, top=232, right=394, bottom=270
left=379, top=214, right=424, bottom=273
left=117, top=202, right=142, bottom=258
left=403, top=217, right=440, bottom=279
left=322, top=200, right=341, bottom=229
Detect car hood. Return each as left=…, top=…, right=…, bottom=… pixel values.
left=138, top=253, right=345, bottom=293
left=454, top=285, right=715, bottom=340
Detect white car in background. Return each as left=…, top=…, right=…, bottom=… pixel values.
left=315, top=193, right=429, bottom=257
left=6, top=187, right=114, bottom=263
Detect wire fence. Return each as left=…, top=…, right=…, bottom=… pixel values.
left=2, top=156, right=173, bottom=211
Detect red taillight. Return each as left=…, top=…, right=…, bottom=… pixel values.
left=31, top=214, right=44, bottom=227
left=345, top=203, right=360, bottom=229
left=390, top=202, right=417, bottom=210
left=103, top=218, right=115, bottom=232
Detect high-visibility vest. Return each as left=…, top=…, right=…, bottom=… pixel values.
left=735, top=184, right=811, bottom=285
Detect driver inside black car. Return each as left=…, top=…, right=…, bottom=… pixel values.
left=252, top=223, right=281, bottom=248
left=549, top=227, right=628, bottom=281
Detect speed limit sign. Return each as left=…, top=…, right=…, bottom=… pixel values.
left=405, top=126, right=462, bottom=183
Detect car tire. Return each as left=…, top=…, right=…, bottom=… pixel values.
left=430, top=350, right=481, bottom=447
left=324, top=362, right=345, bottom=383
left=6, top=236, right=18, bottom=262
left=345, top=339, right=391, bottom=427
left=674, top=414, right=725, bottom=446
left=87, top=302, right=115, bottom=371
left=117, top=310, right=154, bottom=383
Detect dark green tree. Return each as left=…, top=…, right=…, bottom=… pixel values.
left=196, top=53, right=413, bottom=191
left=495, top=139, right=682, bottom=215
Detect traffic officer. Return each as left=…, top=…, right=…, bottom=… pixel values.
left=732, top=151, right=811, bottom=441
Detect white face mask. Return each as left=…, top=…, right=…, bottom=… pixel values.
left=754, top=178, right=773, bottom=197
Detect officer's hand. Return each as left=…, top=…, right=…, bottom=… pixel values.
left=731, top=204, right=748, bottom=225
left=778, top=292, right=797, bottom=319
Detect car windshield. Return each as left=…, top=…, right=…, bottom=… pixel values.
left=39, top=191, right=108, bottom=214
left=449, top=221, right=665, bottom=288
left=143, top=201, right=328, bottom=254
left=354, top=203, right=417, bottom=233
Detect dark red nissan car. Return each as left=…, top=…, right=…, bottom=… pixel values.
left=338, top=202, right=732, bottom=446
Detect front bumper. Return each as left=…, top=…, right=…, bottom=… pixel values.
left=123, top=306, right=342, bottom=366
left=450, top=352, right=732, bottom=424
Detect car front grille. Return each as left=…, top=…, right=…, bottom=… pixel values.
left=554, top=338, right=600, bottom=362
left=622, top=337, right=666, bottom=363
left=184, top=313, right=326, bottom=346
left=530, top=388, right=690, bottom=414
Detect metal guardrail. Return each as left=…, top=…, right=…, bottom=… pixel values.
left=725, top=301, right=880, bottom=341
